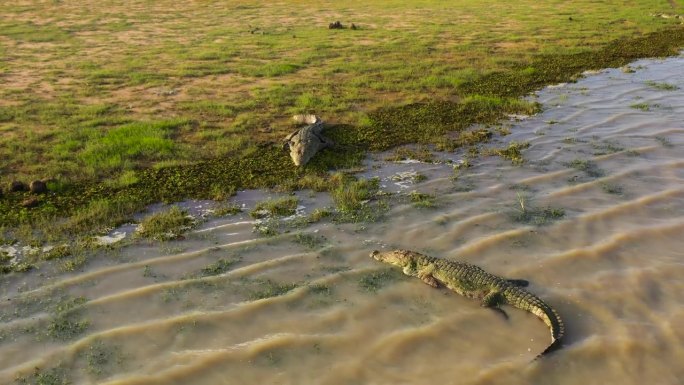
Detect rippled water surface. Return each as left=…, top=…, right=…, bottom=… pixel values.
left=2, top=55, right=684, bottom=384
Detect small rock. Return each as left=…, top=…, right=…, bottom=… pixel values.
left=29, top=180, right=48, bottom=194
left=20, top=197, right=40, bottom=208
left=9, top=181, right=28, bottom=192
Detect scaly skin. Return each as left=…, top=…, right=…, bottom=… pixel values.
left=370, top=249, right=564, bottom=358
left=283, top=114, right=331, bottom=166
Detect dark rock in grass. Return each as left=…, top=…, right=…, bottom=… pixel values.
left=9, top=181, right=28, bottom=192
left=29, top=180, right=48, bottom=194
left=329, top=21, right=344, bottom=29
left=20, top=197, right=40, bottom=208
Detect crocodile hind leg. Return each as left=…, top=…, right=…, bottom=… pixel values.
left=416, top=264, right=440, bottom=288
left=506, top=279, right=529, bottom=287
left=419, top=274, right=440, bottom=288
left=481, top=291, right=509, bottom=320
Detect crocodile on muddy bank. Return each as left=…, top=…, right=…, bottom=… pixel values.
left=283, top=114, right=332, bottom=166
left=370, top=249, right=564, bottom=359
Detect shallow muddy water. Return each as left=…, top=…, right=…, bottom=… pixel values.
left=2, top=54, right=684, bottom=384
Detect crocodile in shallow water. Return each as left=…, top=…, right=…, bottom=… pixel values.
left=370, top=249, right=564, bottom=358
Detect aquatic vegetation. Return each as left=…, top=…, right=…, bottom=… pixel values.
left=83, top=340, right=125, bottom=379
left=46, top=296, right=89, bottom=340
left=293, top=232, right=327, bottom=249
left=630, top=103, right=651, bottom=111
left=15, top=366, right=70, bottom=385
left=135, top=206, right=196, bottom=241
left=511, top=193, right=565, bottom=226
left=330, top=177, right=379, bottom=214
left=601, top=183, right=625, bottom=196
left=358, top=269, right=403, bottom=292
left=488, top=141, right=530, bottom=165
left=248, top=279, right=299, bottom=300
left=385, top=146, right=435, bottom=163
left=250, top=196, right=299, bottom=219
left=199, top=257, right=242, bottom=277
left=566, top=159, right=604, bottom=178
left=645, top=81, right=678, bottom=91
left=654, top=136, right=674, bottom=148
left=43, top=244, right=72, bottom=261
left=409, top=191, right=436, bottom=208
left=212, top=203, right=242, bottom=216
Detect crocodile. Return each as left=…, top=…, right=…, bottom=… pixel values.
left=283, top=114, right=332, bottom=166
left=370, top=249, right=564, bottom=358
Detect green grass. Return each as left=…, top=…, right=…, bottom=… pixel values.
left=330, top=177, right=379, bottom=214
left=1, top=1, right=684, bottom=244
left=135, top=206, right=196, bottom=241
left=80, top=120, right=188, bottom=173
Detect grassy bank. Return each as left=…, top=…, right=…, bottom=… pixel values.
left=1, top=0, right=683, bottom=242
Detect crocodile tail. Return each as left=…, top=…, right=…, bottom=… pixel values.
left=509, top=291, right=564, bottom=360
left=533, top=304, right=565, bottom=360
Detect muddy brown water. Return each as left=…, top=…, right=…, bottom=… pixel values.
left=1, top=55, right=684, bottom=384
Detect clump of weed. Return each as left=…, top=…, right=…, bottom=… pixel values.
left=308, top=208, right=332, bottom=222
left=46, top=296, right=89, bottom=340
left=248, top=279, right=299, bottom=300
left=250, top=196, right=298, bottom=219
left=136, top=206, right=196, bottom=241
left=253, top=217, right=281, bottom=236
left=199, top=257, right=242, bottom=277
left=358, top=269, right=403, bottom=292
left=209, top=183, right=236, bottom=201
left=331, top=177, right=379, bottom=214
left=591, top=140, right=624, bottom=155
left=645, top=81, right=678, bottom=91
left=434, top=129, right=493, bottom=152
left=308, top=284, right=333, bottom=296
left=601, top=182, right=624, bottom=195
left=293, top=232, right=327, bottom=249
left=83, top=340, right=125, bottom=379
left=566, top=159, right=604, bottom=177
left=654, top=136, right=673, bottom=148
left=213, top=203, right=242, bottom=216
left=487, top=141, right=530, bottom=165
left=43, top=244, right=71, bottom=260
left=385, top=146, right=434, bottom=163
left=409, top=191, right=436, bottom=208
left=510, top=193, right=565, bottom=226
left=16, top=366, right=70, bottom=385
left=630, top=103, right=650, bottom=111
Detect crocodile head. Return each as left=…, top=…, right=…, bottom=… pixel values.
left=370, top=250, right=410, bottom=268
